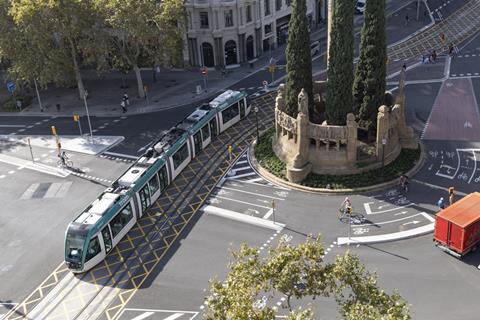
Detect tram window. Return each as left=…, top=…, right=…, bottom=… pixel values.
left=201, top=124, right=210, bottom=141
left=139, top=185, right=150, bottom=212
left=158, top=166, right=168, bottom=192
left=222, top=102, right=239, bottom=124
left=85, top=236, right=101, bottom=262
left=110, top=203, right=133, bottom=238
left=148, top=174, right=160, bottom=195
left=193, top=131, right=202, bottom=153
left=172, top=143, right=189, bottom=170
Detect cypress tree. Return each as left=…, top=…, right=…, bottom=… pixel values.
left=325, top=0, right=354, bottom=125
left=284, top=0, right=313, bottom=118
left=354, top=0, right=387, bottom=133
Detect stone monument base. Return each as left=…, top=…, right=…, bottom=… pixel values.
left=287, top=163, right=312, bottom=183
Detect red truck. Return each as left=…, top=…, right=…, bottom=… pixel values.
left=434, top=192, right=480, bottom=258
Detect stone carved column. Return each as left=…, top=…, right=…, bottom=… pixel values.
left=346, top=113, right=357, bottom=163
left=287, top=88, right=312, bottom=183
left=376, top=105, right=389, bottom=160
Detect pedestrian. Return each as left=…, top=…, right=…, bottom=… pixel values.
left=422, top=55, right=427, bottom=64
left=437, top=197, right=446, bottom=209
left=405, top=14, right=409, bottom=26
left=449, top=44, right=455, bottom=57
left=121, top=100, right=127, bottom=113
left=402, top=63, right=407, bottom=71
left=123, top=92, right=129, bottom=106
left=56, top=103, right=61, bottom=112
left=432, top=50, right=437, bottom=62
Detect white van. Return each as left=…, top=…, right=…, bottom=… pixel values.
left=355, top=0, right=366, bottom=14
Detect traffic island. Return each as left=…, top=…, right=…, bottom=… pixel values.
left=250, top=127, right=424, bottom=194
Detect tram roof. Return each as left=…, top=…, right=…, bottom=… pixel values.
left=209, top=90, right=246, bottom=110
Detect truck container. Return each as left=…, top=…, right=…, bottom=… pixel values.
left=434, top=192, right=480, bottom=258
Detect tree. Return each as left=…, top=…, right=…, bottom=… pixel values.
left=325, top=0, right=354, bottom=125
left=204, top=235, right=410, bottom=319
left=353, top=0, right=387, bottom=133
left=284, top=0, right=313, bottom=118
left=9, top=0, right=98, bottom=100
left=93, top=0, right=185, bottom=98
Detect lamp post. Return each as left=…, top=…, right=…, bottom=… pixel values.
left=381, top=138, right=387, bottom=175
left=83, top=90, right=94, bottom=143
left=254, top=106, right=259, bottom=142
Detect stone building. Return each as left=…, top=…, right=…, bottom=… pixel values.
left=184, top=0, right=327, bottom=68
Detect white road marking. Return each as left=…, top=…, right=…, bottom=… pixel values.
left=220, top=186, right=285, bottom=200
left=214, top=195, right=271, bottom=209
left=20, top=183, right=40, bottom=199
left=236, top=160, right=248, bottom=165
left=0, top=175, right=5, bottom=179
left=354, top=213, right=427, bottom=227
left=363, top=202, right=414, bottom=215
left=163, top=313, right=185, bottom=320
left=228, top=172, right=256, bottom=179
left=402, top=220, right=420, bottom=226
left=103, top=151, right=138, bottom=160
left=130, top=312, right=155, bottom=320
left=0, top=125, right=25, bottom=128
left=263, top=209, right=274, bottom=219
left=8, top=170, right=14, bottom=174
left=247, top=177, right=264, bottom=182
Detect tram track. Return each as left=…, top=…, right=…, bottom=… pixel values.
left=5, top=92, right=276, bottom=320
left=388, top=0, right=480, bottom=60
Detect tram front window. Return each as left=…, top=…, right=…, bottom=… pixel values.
left=65, top=229, right=86, bottom=263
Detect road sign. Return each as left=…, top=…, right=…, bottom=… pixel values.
left=6, top=81, right=16, bottom=93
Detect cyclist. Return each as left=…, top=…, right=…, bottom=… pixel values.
left=340, top=196, right=352, bottom=213
left=58, top=151, right=68, bottom=167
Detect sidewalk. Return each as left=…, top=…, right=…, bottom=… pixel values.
left=0, top=24, right=327, bottom=118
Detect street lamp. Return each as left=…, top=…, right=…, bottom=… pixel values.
left=254, top=106, right=259, bottom=142
left=83, top=90, right=94, bottom=143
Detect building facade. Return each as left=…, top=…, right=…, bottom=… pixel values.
left=184, top=0, right=327, bottom=68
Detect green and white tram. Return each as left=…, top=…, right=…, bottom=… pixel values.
left=65, top=90, right=250, bottom=272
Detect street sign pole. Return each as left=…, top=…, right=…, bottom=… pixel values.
left=27, top=137, right=34, bottom=163
left=83, top=90, right=94, bottom=143
left=33, top=79, right=43, bottom=112
left=271, top=199, right=276, bottom=224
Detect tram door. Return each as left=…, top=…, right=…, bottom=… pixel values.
left=139, top=185, right=151, bottom=214
left=239, top=99, right=246, bottom=119
left=101, top=226, right=112, bottom=254
left=210, top=119, right=218, bottom=138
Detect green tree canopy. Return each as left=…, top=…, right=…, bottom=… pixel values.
left=204, top=235, right=410, bottom=319
left=353, top=0, right=387, bottom=133
left=93, top=0, right=185, bottom=98
left=284, top=0, right=313, bottom=118
left=325, top=0, right=355, bottom=125
left=8, top=0, right=99, bottom=99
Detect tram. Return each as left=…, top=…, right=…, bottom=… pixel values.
left=64, top=90, right=250, bottom=273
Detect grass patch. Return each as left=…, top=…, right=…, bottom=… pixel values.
left=255, top=127, right=420, bottom=189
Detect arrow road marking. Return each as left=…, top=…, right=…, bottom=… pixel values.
left=363, top=202, right=414, bottom=215
left=394, top=211, right=409, bottom=216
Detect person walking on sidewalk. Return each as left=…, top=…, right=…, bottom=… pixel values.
left=123, top=92, right=130, bottom=106
left=405, top=14, right=409, bottom=26
left=121, top=100, right=127, bottom=113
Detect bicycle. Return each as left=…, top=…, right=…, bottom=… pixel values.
left=338, top=206, right=353, bottom=222
left=57, top=153, right=73, bottom=168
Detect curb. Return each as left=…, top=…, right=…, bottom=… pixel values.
left=249, top=134, right=426, bottom=195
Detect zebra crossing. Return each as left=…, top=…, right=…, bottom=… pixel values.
left=20, top=182, right=73, bottom=199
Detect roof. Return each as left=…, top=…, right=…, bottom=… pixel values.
left=436, top=192, right=480, bottom=228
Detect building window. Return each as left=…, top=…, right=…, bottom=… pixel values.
left=264, top=23, right=272, bottom=35
left=264, top=0, right=270, bottom=16
left=276, top=0, right=281, bottom=11
left=200, top=12, right=209, bottom=29
left=246, top=5, right=252, bottom=22
left=225, top=9, right=234, bottom=27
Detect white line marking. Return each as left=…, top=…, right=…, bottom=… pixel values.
left=8, top=170, right=14, bottom=174
left=225, top=177, right=291, bottom=190
left=163, top=313, right=185, bottom=320
left=214, top=195, right=271, bottom=209
left=363, top=202, right=414, bottom=215
left=130, top=311, right=155, bottom=320
left=220, top=186, right=285, bottom=200
left=229, top=172, right=256, bottom=179
left=0, top=175, right=5, bottom=179
left=0, top=125, right=25, bottom=128
left=103, top=151, right=138, bottom=160
left=236, top=160, right=248, bottom=165
left=233, top=165, right=252, bottom=171
left=355, top=213, right=427, bottom=227
left=263, top=209, right=273, bottom=219
left=247, top=177, right=264, bottom=182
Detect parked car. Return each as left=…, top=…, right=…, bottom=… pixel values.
left=310, top=41, right=321, bottom=56
left=355, top=0, right=366, bottom=14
